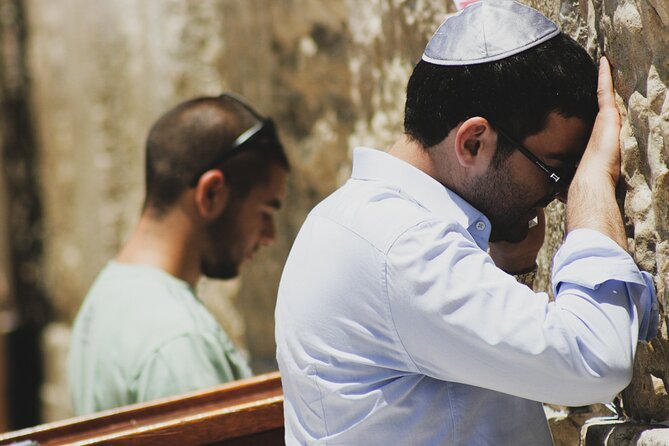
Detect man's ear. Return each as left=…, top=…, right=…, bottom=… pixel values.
left=453, top=117, right=495, bottom=171
left=193, top=170, right=229, bottom=220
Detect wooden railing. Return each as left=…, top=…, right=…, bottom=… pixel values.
left=0, top=372, right=284, bottom=445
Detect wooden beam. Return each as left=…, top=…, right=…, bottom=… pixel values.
left=0, top=372, right=284, bottom=445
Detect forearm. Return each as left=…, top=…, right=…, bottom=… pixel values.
left=566, top=172, right=627, bottom=250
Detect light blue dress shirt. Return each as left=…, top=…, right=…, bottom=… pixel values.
left=275, top=147, right=657, bottom=445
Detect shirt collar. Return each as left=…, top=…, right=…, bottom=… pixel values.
left=350, top=147, right=491, bottom=249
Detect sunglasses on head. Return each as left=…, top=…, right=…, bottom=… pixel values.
left=189, top=93, right=281, bottom=187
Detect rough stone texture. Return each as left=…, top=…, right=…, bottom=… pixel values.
left=3, top=0, right=664, bottom=441
left=527, top=0, right=669, bottom=428
left=548, top=404, right=618, bottom=446
left=581, top=418, right=669, bottom=445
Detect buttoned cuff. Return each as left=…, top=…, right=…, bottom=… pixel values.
left=552, top=228, right=658, bottom=342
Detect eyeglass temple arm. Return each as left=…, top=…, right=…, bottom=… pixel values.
left=495, top=127, right=562, bottom=184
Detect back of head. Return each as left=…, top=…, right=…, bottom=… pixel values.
left=404, top=0, right=598, bottom=149
left=144, top=95, right=289, bottom=215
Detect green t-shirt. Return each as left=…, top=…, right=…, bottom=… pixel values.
left=68, top=262, right=252, bottom=415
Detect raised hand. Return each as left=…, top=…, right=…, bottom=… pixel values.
left=566, top=57, right=627, bottom=249
left=575, top=56, right=622, bottom=185
left=489, top=209, right=546, bottom=274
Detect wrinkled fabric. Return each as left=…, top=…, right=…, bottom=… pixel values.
left=69, top=262, right=251, bottom=415
left=276, top=147, right=658, bottom=445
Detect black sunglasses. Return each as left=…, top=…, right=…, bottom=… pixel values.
left=495, top=126, right=573, bottom=195
left=189, top=93, right=281, bottom=186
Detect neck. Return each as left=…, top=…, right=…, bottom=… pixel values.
left=389, top=134, right=437, bottom=176
left=116, top=207, right=201, bottom=286
left=389, top=134, right=458, bottom=189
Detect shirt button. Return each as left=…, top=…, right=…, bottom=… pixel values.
left=475, top=221, right=486, bottom=231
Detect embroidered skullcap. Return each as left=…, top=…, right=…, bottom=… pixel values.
left=423, top=0, right=560, bottom=66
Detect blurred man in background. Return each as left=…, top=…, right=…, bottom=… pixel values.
left=69, top=94, right=289, bottom=415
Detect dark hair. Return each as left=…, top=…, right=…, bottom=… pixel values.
left=144, top=95, right=289, bottom=215
left=404, top=32, right=598, bottom=159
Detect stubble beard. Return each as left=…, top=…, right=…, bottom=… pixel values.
left=200, top=204, right=241, bottom=280
left=464, top=164, right=533, bottom=243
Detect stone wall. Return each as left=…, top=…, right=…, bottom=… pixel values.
left=525, top=0, right=669, bottom=424
left=2, top=0, right=665, bottom=441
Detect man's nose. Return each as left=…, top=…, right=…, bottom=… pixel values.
left=556, top=189, right=568, bottom=203
left=545, top=180, right=570, bottom=206
left=535, top=192, right=557, bottom=209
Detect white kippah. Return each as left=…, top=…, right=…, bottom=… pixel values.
left=422, top=0, right=560, bottom=66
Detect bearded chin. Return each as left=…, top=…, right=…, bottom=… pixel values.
left=489, top=228, right=524, bottom=243
left=201, top=258, right=239, bottom=280
left=488, top=218, right=530, bottom=243
left=200, top=204, right=241, bottom=280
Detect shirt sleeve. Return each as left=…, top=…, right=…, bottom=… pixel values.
left=552, top=229, right=659, bottom=344
left=132, top=332, right=251, bottom=403
left=386, top=222, right=658, bottom=407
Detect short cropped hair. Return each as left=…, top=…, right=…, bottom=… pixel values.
left=144, top=95, right=289, bottom=215
left=404, top=32, right=598, bottom=156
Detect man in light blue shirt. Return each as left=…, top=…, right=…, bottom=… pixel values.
left=275, top=2, right=658, bottom=445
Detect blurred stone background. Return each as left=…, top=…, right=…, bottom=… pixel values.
left=0, top=0, right=665, bottom=444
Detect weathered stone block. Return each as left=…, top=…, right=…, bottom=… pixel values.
left=581, top=418, right=669, bottom=445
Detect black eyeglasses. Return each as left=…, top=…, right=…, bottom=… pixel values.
left=189, top=93, right=281, bottom=186
left=495, top=126, right=574, bottom=195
